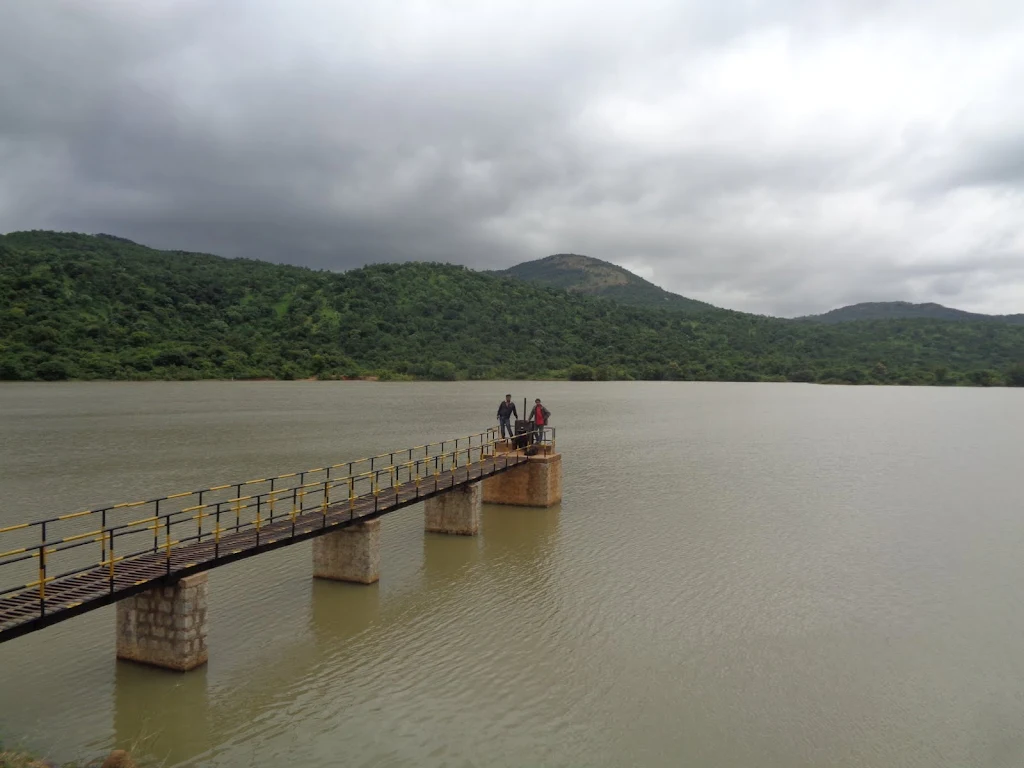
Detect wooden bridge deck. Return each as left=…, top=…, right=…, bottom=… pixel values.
left=0, top=443, right=530, bottom=643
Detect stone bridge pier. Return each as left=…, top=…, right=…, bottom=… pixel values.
left=483, top=443, right=562, bottom=508
left=424, top=482, right=482, bottom=535
left=313, top=520, right=382, bottom=584
left=116, top=573, right=208, bottom=671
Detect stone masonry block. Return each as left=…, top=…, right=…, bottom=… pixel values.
left=424, top=482, right=481, bottom=535
left=312, top=519, right=381, bottom=584
left=483, top=453, right=562, bottom=507
left=116, top=572, right=208, bottom=672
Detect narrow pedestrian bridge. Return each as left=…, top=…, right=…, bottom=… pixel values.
left=0, top=427, right=561, bottom=668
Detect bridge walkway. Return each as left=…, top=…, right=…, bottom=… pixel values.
left=0, top=428, right=546, bottom=643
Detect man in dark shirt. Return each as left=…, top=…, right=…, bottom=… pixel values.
left=497, top=394, right=518, bottom=440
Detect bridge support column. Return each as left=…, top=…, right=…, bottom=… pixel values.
left=424, top=481, right=481, bottom=535
left=116, top=572, right=208, bottom=672
left=313, top=519, right=381, bottom=584
left=483, top=450, right=562, bottom=507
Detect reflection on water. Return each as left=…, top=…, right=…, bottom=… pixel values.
left=420, top=529, right=483, bottom=588
left=309, top=579, right=382, bottom=646
left=2, top=381, right=1024, bottom=768
left=481, top=503, right=561, bottom=559
left=113, top=663, right=210, bottom=763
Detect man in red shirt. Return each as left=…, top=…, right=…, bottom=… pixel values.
left=530, top=398, right=551, bottom=444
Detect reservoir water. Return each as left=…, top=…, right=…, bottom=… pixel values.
left=1, top=381, right=1023, bottom=767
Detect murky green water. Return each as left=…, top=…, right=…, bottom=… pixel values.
left=1, top=381, right=1023, bottom=767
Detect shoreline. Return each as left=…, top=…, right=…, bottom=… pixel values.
left=0, top=378, right=1015, bottom=388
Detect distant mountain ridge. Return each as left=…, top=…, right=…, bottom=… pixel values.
left=494, top=256, right=1022, bottom=324
left=798, top=301, right=1024, bottom=325
left=489, top=253, right=715, bottom=312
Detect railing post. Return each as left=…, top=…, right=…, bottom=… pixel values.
left=108, top=528, right=115, bottom=593
left=153, top=499, right=160, bottom=552
left=214, top=503, right=222, bottom=559
left=323, top=468, right=332, bottom=522
left=234, top=484, right=242, bottom=532
left=38, top=522, right=46, bottom=618
left=255, top=492, right=262, bottom=531
left=255, top=492, right=263, bottom=545
left=165, top=513, right=172, bottom=574
left=100, top=508, right=107, bottom=566
left=197, top=491, right=205, bottom=542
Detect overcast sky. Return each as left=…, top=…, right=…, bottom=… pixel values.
left=2, top=1, right=1023, bottom=316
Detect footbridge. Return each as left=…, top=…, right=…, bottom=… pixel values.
left=0, top=427, right=561, bottom=669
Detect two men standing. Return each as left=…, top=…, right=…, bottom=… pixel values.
left=497, top=394, right=552, bottom=444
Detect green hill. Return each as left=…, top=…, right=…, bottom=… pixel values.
left=490, top=253, right=714, bottom=312
left=2, top=230, right=1024, bottom=386
left=799, top=301, right=1024, bottom=325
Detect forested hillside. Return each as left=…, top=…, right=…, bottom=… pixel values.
left=2, top=231, right=1024, bottom=385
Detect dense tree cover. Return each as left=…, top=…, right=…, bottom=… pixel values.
left=2, top=230, right=1024, bottom=385
left=798, top=300, right=1024, bottom=324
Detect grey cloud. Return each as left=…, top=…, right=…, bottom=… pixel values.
left=2, top=0, right=1024, bottom=315
left=944, top=136, right=1024, bottom=190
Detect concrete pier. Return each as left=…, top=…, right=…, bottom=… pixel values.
left=424, top=482, right=481, bottom=535
left=483, top=448, right=562, bottom=507
left=116, top=572, right=208, bottom=671
left=312, top=519, right=381, bottom=584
